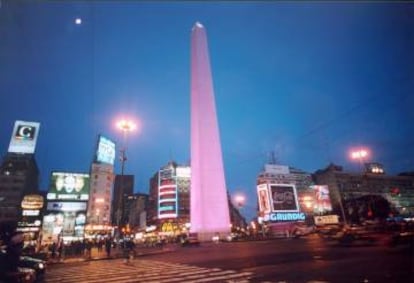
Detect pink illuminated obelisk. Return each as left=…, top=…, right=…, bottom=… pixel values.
left=190, top=22, right=231, bottom=241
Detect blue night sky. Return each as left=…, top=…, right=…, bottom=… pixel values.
left=1, top=1, right=413, bottom=220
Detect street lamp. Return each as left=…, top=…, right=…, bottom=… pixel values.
left=234, top=194, right=246, bottom=208
left=117, top=119, right=137, bottom=175
left=115, top=119, right=137, bottom=229
left=350, top=148, right=370, bottom=172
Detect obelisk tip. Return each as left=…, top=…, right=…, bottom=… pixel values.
left=193, top=21, right=204, bottom=30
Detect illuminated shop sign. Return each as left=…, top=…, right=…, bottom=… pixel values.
left=314, top=215, right=339, bottom=225
left=22, top=210, right=40, bottom=216
left=95, top=135, right=116, bottom=165
left=264, top=212, right=306, bottom=222
left=48, top=172, right=90, bottom=200
left=270, top=184, right=299, bottom=212
left=47, top=202, right=87, bottom=212
left=21, top=194, right=44, bottom=210
left=8, top=120, right=40, bottom=154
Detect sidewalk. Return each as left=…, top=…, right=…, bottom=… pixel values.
left=48, top=245, right=176, bottom=265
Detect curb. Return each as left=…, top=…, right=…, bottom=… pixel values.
left=48, top=248, right=175, bottom=265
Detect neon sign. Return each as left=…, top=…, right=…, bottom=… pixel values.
left=264, top=212, right=306, bottom=222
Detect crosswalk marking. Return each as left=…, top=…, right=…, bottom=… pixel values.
left=45, top=259, right=253, bottom=283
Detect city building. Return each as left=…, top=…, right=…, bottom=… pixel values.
left=0, top=120, right=41, bottom=223
left=256, top=164, right=326, bottom=237
left=190, top=22, right=231, bottom=240
left=123, top=193, right=148, bottom=231
left=111, top=174, right=134, bottom=227
left=0, top=153, right=40, bottom=223
left=257, top=164, right=321, bottom=214
left=85, top=164, right=114, bottom=232
left=257, top=164, right=313, bottom=191
left=148, top=161, right=191, bottom=235
left=85, top=135, right=116, bottom=236
left=313, top=163, right=414, bottom=218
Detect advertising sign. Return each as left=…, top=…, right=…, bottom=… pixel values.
left=47, top=202, right=87, bottom=212
left=264, top=164, right=290, bottom=175
left=257, top=184, right=271, bottom=213
left=8, top=120, right=40, bottom=154
left=21, top=194, right=44, bottom=210
left=47, top=172, right=90, bottom=200
left=95, top=135, right=116, bottom=165
left=158, top=168, right=177, bottom=219
left=176, top=167, right=191, bottom=178
left=314, top=215, right=339, bottom=226
left=265, top=212, right=306, bottom=222
left=270, top=184, right=299, bottom=212
left=312, top=185, right=332, bottom=212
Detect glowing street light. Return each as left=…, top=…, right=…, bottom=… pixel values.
left=117, top=119, right=137, bottom=134
left=349, top=147, right=370, bottom=172
left=234, top=194, right=246, bottom=208
left=350, top=149, right=368, bottom=160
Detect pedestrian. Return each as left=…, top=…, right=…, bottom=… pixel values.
left=123, top=240, right=135, bottom=264
left=105, top=238, right=112, bottom=258
left=85, top=240, right=92, bottom=259
left=50, top=242, right=57, bottom=259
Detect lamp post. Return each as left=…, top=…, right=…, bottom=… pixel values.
left=115, top=119, right=137, bottom=229
left=350, top=148, right=369, bottom=173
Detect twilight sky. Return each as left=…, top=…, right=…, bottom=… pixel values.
left=1, top=1, right=413, bottom=220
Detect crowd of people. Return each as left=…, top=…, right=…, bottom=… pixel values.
left=41, top=237, right=116, bottom=260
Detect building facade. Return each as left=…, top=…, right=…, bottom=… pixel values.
left=0, top=153, right=40, bottom=223
left=86, top=163, right=114, bottom=228
left=111, top=174, right=134, bottom=227
left=148, top=162, right=191, bottom=235
left=124, top=193, right=148, bottom=231
left=313, top=163, right=414, bottom=218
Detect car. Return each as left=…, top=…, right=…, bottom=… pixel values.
left=291, top=224, right=316, bottom=238
left=181, top=233, right=200, bottom=247
left=0, top=267, right=37, bottom=283
left=19, top=255, right=46, bottom=280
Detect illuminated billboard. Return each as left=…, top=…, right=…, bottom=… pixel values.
left=312, top=185, right=332, bottom=212
left=95, top=135, right=116, bottom=165
left=21, top=194, right=44, bottom=210
left=47, top=172, right=90, bottom=201
left=158, top=168, right=178, bottom=219
left=47, top=202, right=87, bottom=212
left=8, top=120, right=40, bottom=154
left=257, top=184, right=271, bottom=213
left=269, top=184, right=299, bottom=212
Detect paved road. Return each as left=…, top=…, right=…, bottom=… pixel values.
left=145, top=235, right=414, bottom=283
left=44, top=235, right=414, bottom=283
left=45, top=258, right=252, bottom=283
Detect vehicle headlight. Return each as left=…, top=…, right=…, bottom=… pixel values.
left=38, top=263, right=45, bottom=269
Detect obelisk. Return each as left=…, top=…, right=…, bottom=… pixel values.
left=190, top=22, right=231, bottom=241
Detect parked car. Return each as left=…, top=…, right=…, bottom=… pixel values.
left=19, top=255, right=46, bottom=280
left=1, top=249, right=37, bottom=283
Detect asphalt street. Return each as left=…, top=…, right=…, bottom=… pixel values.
left=45, top=234, right=414, bottom=283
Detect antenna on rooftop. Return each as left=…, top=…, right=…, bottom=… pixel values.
left=269, top=151, right=278, bottom=165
